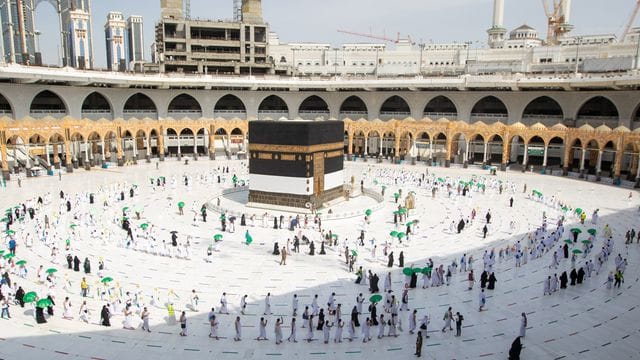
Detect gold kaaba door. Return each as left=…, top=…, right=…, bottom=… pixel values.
left=313, top=152, right=324, bottom=196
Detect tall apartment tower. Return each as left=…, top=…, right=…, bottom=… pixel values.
left=105, top=11, right=127, bottom=71
left=62, top=0, right=94, bottom=69
left=0, top=0, right=38, bottom=65
left=127, top=15, right=144, bottom=70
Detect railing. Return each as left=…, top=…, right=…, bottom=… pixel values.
left=423, top=112, right=457, bottom=119
left=122, top=110, right=158, bottom=119
left=469, top=113, right=508, bottom=122
left=30, top=110, right=67, bottom=118
left=81, top=111, right=112, bottom=120
left=167, top=110, right=203, bottom=119
left=298, top=110, right=330, bottom=120
left=379, top=111, right=411, bottom=121
left=258, top=111, right=288, bottom=120
left=213, top=110, right=246, bottom=119
left=339, top=111, right=368, bottom=120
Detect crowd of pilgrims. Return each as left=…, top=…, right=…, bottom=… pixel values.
left=0, top=163, right=635, bottom=360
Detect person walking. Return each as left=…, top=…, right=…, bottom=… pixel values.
left=280, top=246, right=287, bottom=265
left=179, top=311, right=187, bottom=336
left=441, top=307, right=453, bottom=332
left=519, top=313, right=527, bottom=338
left=415, top=331, right=423, bottom=357
left=478, top=289, right=486, bottom=311
left=287, top=317, right=298, bottom=342
left=234, top=316, right=242, bottom=341
left=141, top=307, right=151, bottom=332
left=455, top=312, right=463, bottom=337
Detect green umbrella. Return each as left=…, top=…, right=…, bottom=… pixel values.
left=23, top=291, right=37, bottom=303
left=564, top=239, right=573, bottom=244
left=101, top=277, right=113, bottom=283
left=396, top=232, right=405, bottom=239
left=572, top=249, right=583, bottom=254
left=365, top=209, right=372, bottom=216
left=0, top=218, right=8, bottom=223
left=575, top=208, right=583, bottom=215
left=122, top=207, right=129, bottom=212
left=421, top=267, right=432, bottom=274
left=178, top=201, right=185, bottom=208
left=369, top=295, right=382, bottom=303
left=437, top=177, right=445, bottom=183
left=393, top=193, right=400, bottom=199
left=0, top=250, right=4, bottom=254
left=381, top=185, right=387, bottom=190
left=351, top=250, right=358, bottom=257
left=5, top=229, right=14, bottom=235
left=122, top=217, right=129, bottom=221
left=140, top=223, right=149, bottom=230
left=331, top=234, right=338, bottom=239
left=16, top=260, right=26, bottom=266
left=398, top=208, right=407, bottom=215
left=245, top=231, right=253, bottom=245
left=413, top=268, right=423, bottom=274
left=570, top=228, right=582, bottom=234
left=36, top=298, right=53, bottom=308
left=406, top=221, right=414, bottom=226
left=561, top=206, right=568, bottom=212
left=3, top=253, right=14, bottom=259
left=581, top=240, right=592, bottom=244
left=373, top=180, right=378, bottom=185
left=402, top=267, right=414, bottom=276
left=45, top=268, right=57, bottom=274
left=69, top=224, right=78, bottom=229
left=214, top=234, right=223, bottom=241
left=389, top=231, right=399, bottom=237
left=393, top=211, right=400, bottom=215
left=587, top=229, right=596, bottom=236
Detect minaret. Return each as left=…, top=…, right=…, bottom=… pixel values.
left=487, top=0, right=507, bottom=49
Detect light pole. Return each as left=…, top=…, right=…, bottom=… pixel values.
left=418, top=43, right=425, bottom=75
left=464, top=41, right=472, bottom=73
left=574, top=36, right=582, bottom=75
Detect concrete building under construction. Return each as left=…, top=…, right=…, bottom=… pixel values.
left=155, top=0, right=272, bottom=74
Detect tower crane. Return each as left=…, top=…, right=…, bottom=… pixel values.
left=541, top=0, right=569, bottom=45
left=621, top=0, right=640, bottom=41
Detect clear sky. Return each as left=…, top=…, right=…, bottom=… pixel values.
left=32, top=0, right=639, bottom=67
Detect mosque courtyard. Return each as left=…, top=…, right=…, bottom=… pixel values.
left=0, top=159, right=638, bottom=360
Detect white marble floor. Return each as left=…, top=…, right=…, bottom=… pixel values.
left=0, top=160, right=638, bottom=360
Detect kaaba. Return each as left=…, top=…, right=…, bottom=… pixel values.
left=248, top=120, right=345, bottom=210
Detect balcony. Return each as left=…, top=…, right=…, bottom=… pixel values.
left=122, top=110, right=158, bottom=119
left=469, top=113, right=508, bottom=123
left=298, top=110, right=330, bottom=120
left=339, top=111, right=368, bottom=120
left=423, top=112, right=457, bottom=120
left=167, top=110, right=203, bottom=119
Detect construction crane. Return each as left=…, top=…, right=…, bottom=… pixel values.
left=337, top=29, right=416, bottom=44
left=541, top=0, right=570, bottom=45
left=621, top=0, right=640, bottom=41
left=184, top=0, right=191, bottom=19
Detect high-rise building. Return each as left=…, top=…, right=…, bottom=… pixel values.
left=0, top=0, right=38, bottom=65
left=155, top=0, right=271, bottom=74
left=105, top=11, right=127, bottom=71
left=61, top=0, right=94, bottom=69
left=127, top=15, right=144, bottom=70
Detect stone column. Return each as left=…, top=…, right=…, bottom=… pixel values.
left=116, top=136, right=124, bottom=167
left=394, top=137, right=400, bottom=163
left=146, top=135, right=151, bottom=163
left=193, top=135, right=198, bottom=160
left=562, top=143, right=572, bottom=176
left=226, top=134, right=232, bottom=159
left=596, top=150, right=603, bottom=179
left=347, top=133, right=353, bottom=159
left=1, top=142, right=10, bottom=180
left=522, top=144, right=528, bottom=172
left=445, top=136, right=452, bottom=167
left=132, top=137, right=138, bottom=164
left=542, top=145, right=548, bottom=169
left=45, top=142, right=51, bottom=168
left=636, top=156, right=640, bottom=187
left=483, top=142, right=488, bottom=166
left=208, top=132, right=215, bottom=160
left=429, top=140, right=434, bottom=165
left=101, top=140, right=106, bottom=164
left=463, top=140, right=469, bottom=168
left=579, top=148, right=586, bottom=178
left=177, top=134, right=182, bottom=160
left=53, top=143, right=60, bottom=169
left=501, top=139, right=509, bottom=171
left=158, top=134, right=165, bottom=161
left=84, top=139, right=90, bottom=170
left=364, top=136, right=368, bottom=157
left=613, top=143, right=623, bottom=179
left=64, top=141, right=73, bottom=173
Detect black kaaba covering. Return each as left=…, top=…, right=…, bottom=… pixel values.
left=249, top=121, right=344, bottom=146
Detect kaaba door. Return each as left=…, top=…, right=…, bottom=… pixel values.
left=313, top=152, right=324, bottom=196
